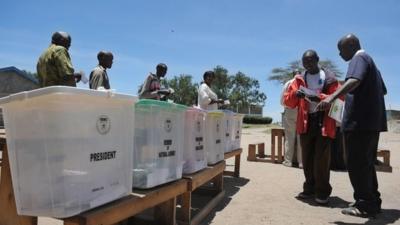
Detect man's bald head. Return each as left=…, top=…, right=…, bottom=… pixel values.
left=51, top=31, right=71, bottom=50
left=337, top=33, right=361, bottom=61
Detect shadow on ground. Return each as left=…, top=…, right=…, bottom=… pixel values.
left=198, top=176, right=250, bottom=225
left=332, top=209, right=400, bottom=225
left=295, top=195, right=351, bottom=209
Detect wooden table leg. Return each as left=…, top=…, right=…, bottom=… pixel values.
left=271, top=134, right=276, bottom=162
left=213, top=173, right=223, bottom=192
left=0, top=145, right=38, bottom=225
left=234, top=154, right=241, bottom=177
left=178, top=191, right=191, bottom=224
left=155, top=197, right=177, bottom=225
left=278, top=135, right=283, bottom=163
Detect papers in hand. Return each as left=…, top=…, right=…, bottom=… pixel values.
left=79, top=71, right=89, bottom=84
left=299, top=86, right=319, bottom=103
left=328, top=99, right=344, bottom=123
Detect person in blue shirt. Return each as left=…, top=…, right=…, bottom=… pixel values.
left=317, top=34, right=387, bottom=217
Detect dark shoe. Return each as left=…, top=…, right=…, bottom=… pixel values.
left=297, top=191, right=314, bottom=199
left=315, top=196, right=329, bottom=205
left=342, top=207, right=376, bottom=218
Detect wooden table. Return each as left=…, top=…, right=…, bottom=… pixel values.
left=224, top=148, right=242, bottom=177
left=178, top=161, right=225, bottom=225
left=0, top=132, right=188, bottom=225
left=0, top=133, right=38, bottom=225
left=63, top=179, right=187, bottom=225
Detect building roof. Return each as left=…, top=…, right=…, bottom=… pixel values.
left=0, top=66, right=39, bottom=84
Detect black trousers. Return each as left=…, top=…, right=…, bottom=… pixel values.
left=300, top=114, right=332, bottom=199
left=344, top=131, right=381, bottom=213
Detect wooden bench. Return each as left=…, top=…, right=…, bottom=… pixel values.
left=376, top=149, right=392, bottom=173
left=177, top=161, right=225, bottom=225
left=63, top=180, right=187, bottom=225
left=0, top=133, right=188, bottom=225
left=224, top=148, right=242, bottom=177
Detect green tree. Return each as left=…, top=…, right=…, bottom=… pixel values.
left=268, top=59, right=342, bottom=85
left=211, top=66, right=231, bottom=101
left=167, top=74, right=198, bottom=106
left=228, top=71, right=267, bottom=112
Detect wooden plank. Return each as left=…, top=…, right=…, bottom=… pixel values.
left=0, top=142, right=38, bottom=225
left=258, top=143, right=265, bottom=158
left=183, top=161, right=225, bottom=191
left=63, top=179, right=187, bottom=225
left=224, top=148, right=242, bottom=160
left=189, top=191, right=225, bottom=225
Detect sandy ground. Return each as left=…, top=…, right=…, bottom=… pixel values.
left=36, top=127, right=400, bottom=225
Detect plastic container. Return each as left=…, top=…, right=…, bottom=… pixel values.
left=183, top=107, right=207, bottom=174
left=222, top=110, right=235, bottom=152
left=232, top=114, right=245, bottom=150
left=205, top=111, right=224, bottom=165
left=133, top=100, right=186, bottom=188
left=0, top=86, right=137, bottom=218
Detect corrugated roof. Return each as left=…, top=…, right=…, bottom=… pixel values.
left=0, top=66, right=39, bottom=84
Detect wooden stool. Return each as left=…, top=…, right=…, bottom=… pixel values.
left=271, top=128, right=285, bottom=163
left=247, top=143, right=265, bottom=161
left=376, top=149, right=392, bottom=173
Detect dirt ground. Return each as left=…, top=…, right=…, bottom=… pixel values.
left=37, top=127, right=400, bottom=225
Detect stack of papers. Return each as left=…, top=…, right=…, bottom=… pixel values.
left=328, top=99, right=344, bottom=123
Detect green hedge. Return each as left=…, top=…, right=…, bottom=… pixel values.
left=243, top=115, right=273, bottom=124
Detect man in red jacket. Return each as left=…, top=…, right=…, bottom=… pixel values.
left=284, top=50, right=340, bottom=204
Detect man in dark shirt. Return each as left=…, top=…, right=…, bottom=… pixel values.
left=139, top=63, right=172, bottom=100
left=89, top=51, right=113, bottom=90
left=317, top=34, right=387, bottom=217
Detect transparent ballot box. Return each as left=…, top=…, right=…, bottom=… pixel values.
left=0, top=86, right=137, bottom=218
left=133, top=100, right=186, bottom=188
left=205, top=111, right=224, bottom=165
left=183, top=107, right=207, bottom=174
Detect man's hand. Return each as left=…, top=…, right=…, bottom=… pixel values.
left=74, top=71, right=83, bottom=83
left=296, top=90, right=306, bottom=98
left=316, top=96, right=333, bottom=111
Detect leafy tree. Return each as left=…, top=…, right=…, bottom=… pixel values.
left=166, top=74, right=198, bottom=106
left=228, top=71, right=267, bottom=111
left=268, top=59, right=342, bottom=85
left=211, top=66, right=231, bottom=101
